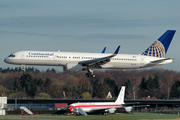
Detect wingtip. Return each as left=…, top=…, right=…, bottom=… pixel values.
left=102, top=47, right=106, bottom=53
left=114, top=45, right=120, bottom=55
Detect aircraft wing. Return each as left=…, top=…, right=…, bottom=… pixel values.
left=118, top=104, right=149, bottom=108
left=79, top=46, right=120, bottom=67
left=91, top=107, right=115, bottom=111
left=90, top=104, right=149, bottom=112
left=90, top=106, right=124, bottom=112
left=151, top=58, right=174, bottom=63
left=77, top=107, right=87, bottom=116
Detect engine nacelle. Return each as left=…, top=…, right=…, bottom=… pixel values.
left=108, top=110, right=115, bottom=113
left=65, top=62, right=83, bottom=71
left=105, top=108, right=116, bottom=113
left=125, top=106, right=133, bottom=112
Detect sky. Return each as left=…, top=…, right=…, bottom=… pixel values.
left=1, top=0, right=180, bottom=72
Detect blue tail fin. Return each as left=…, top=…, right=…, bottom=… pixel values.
left=141, top=30, right=176, bottom=58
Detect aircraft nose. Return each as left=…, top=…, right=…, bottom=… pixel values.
left=4, top=58, right=7, bottom=63
left=4, top=58, right=9, bottom=63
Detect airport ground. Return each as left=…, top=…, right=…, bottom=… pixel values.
left=1, top=113, right=180, bottom=120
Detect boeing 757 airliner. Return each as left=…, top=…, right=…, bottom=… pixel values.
left=4, top=30, right=176, bottom=77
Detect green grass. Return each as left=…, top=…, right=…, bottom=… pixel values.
left=1, top=113, right=180, bottom=120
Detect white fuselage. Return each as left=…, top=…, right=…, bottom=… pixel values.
left=69, top=102, right=122, bottom=113
left=4, top=51, right=173, bottom=70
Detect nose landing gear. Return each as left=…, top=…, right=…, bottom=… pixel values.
left=21, top=65, right=26, bottom=74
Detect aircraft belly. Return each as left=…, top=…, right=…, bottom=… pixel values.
left=102, top=62, right=142, bottom=69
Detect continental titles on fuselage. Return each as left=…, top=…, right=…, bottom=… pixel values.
left=29, top=53, right=54, bottom=56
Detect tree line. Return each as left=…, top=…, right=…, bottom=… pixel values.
left=0, top=67, right=180, bottom=99
left=0, top=67, right=56, bottom=73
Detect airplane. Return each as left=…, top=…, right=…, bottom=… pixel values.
left=67, top=86, right=149, bottom=116
left=4, top=30, right=176, bottom=78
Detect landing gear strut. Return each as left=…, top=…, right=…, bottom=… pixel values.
left=86, top=73, right=95, bottom=78
left=86, top=68, right=95, bottom=78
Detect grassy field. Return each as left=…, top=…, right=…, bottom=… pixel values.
left=1, top=114, right=180, bottom=120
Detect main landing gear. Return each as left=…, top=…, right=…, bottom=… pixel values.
left=86, top=68, right=95, bottom=78
left=86, top=73, right=95, bottom=78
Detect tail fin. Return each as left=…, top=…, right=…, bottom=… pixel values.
left=115, top=86, right=125, bottom=104
left=141, top=30, right=176, bottom=58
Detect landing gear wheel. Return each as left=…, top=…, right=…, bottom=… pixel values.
left=86, top=73, right=95, bottom=78
left=86, top=73, right=90, bottom=77
left=91, top=74, right=95, bottom=78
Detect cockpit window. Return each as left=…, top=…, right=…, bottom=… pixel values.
left=8, top=54, right=15, bottom=57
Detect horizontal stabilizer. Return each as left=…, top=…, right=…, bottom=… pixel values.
left=151, top=58, right=174, bottom=63
left=124, top=102, right=140, bottom=105
left=130, top=105, right=150, bottom=108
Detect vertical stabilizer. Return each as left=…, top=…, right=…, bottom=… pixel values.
left=115, top=86, right=125, bottom=104
left=141, top=30, right=176, bottom=58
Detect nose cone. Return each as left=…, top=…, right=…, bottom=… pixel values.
left=4, top=58, right=8, bottom=63
left=67, top=106, right=70, bottom=111
left=68, top=106, right=74, bottom=112
left=4, top=57, right=10, bottom=64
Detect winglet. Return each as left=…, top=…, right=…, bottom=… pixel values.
left=114, top=46, right=120, bottom=55
left=102, top=47, right=106, bottom=53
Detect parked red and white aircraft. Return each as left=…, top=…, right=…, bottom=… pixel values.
left=68, top=86, right=148, bottom=115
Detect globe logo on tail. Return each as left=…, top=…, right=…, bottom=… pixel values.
left=141, top=40, right=165, bottom=58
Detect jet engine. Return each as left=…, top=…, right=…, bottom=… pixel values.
left=65, top=62, right=83, bottom=71
left=125, top=106, right=132, bottom=112
left=105, top=108, right=116, bottom=113
left=108, top=109, right=115, bottom=113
